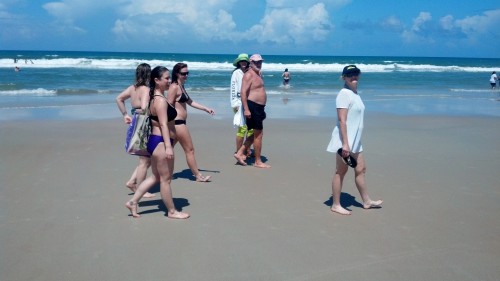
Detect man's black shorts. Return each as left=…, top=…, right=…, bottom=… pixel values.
left=246, top=100, right=266, bottom=130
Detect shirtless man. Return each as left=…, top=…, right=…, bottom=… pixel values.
left=234, top=54, right=271, bottom=168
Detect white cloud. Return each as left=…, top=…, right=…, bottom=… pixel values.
left=439, top=15, right=454, bottom=31
left=411, top=12, right=432, bottom=32
left=401, top=12, right=434, bottom=43
left=110, top=0, right=337, bottom=46
left=455, top=9, right=500, bottom=36
left=245, top=3, right=333, bottom=45
left=401, top=9, right=500, bottom=44
left=267, top=0, right=350, bottom=9
left=43, top=0, right=126, bottom=26
left=380, top=16, right=404, bottom=32
left=112, top=0, right=238, bottom=40
left=44, top=0, right=88, bottom=21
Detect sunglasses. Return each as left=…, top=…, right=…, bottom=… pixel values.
left=179, top=71, right=189, bottom=76
left=344, top=73, right=359, bottom=78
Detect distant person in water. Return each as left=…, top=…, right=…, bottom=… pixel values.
left=282, top=68, right=290, bottom=86
left=14, top=66, right=20, bottom=72
left=490, top=71, right=498, bottom=89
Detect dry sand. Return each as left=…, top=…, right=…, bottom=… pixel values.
left=1, top=113, right=499, bottom=281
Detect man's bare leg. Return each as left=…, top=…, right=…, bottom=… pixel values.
left=252, top=129, right=270, bottom=168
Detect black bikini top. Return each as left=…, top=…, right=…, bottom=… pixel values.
left=177, top=85, right=190, bottom=103
left=150, top=94, right=177, bottom=122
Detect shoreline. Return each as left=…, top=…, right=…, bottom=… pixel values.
left=1, top=91, right=499, bottom=121
left=1, top=114, right=499, bottom=280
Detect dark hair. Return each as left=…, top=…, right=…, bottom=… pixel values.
left=233, top=62, right=249, bottom=73
left=149, top=66, right=169, bottom=99
left=172, top=63, right=188, bottom=84
left=135, top=63, right=151, bottom=88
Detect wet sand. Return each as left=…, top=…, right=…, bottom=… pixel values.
left=1, top=113, right=499, bottom=281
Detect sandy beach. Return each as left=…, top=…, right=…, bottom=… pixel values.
left=1, top=113, right=499, bottom=281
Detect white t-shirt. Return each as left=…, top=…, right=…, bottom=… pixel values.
left=327, top=88, right=365, bottom=153
left=490, top=73, right=498, bottom=83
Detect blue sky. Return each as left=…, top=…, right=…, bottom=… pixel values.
left=1, top=0, right=499, bottom=57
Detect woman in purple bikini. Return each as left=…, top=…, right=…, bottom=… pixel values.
left=125, top=66, right=189, bottom=219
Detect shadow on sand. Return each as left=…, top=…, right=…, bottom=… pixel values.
left=323, top=192, right=364, bottom=211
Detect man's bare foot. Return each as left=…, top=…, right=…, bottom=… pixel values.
left=254, top=162, right=271, bottom=168
left=234, top=153, right=247, bottom=166
left=125, top=201, right=140, bottom=218
left=363, top=200, right=383, bottom=209
left=126, top=181, right=136, bottom=192
left=331, top=205, right=351, bottom=215
left=167, top=210, right=190, bottom=219
left=195, top=174, right=211, bottom=182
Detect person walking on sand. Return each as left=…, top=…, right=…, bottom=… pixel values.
left=167, top=63, right=215, bottom=182
left=115, top=63, right=155, bottom=198
left=234, top=54, right=271, bottom=168
left=230, top=53, right=254, bottom=158
left=326, top=65, right=382, bottom=215
left=125, top=66, right=189, bottom=219
left=490, top=71, right=497, bottom=89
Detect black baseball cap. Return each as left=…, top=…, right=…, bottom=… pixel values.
left=342, top=65, right=361, bottom=76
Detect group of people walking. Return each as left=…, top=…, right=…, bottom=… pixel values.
left=117, top=63, right=214, bottom=219
left=116, top=55, right=382, bottom=220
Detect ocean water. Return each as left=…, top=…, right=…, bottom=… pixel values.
left=0, top=50, right=499, bottom=121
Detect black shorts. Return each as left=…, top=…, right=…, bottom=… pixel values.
left=246, top=100, right=266, bottom=130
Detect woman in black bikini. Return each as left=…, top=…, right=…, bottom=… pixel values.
left=126, top=66, right=189, bottom=219
left=168, top=63, right=215, bottom=182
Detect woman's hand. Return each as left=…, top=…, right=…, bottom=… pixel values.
left=206, top=108, right=215, bottom=115
left=124, top=114, right=132, bottom=124
left=165, top=146, right=174, bottom=159
left=341, top=145, right=351, bottom=157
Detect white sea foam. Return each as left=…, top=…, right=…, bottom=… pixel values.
left=450, top=88, right=493, bottom=92
left=213, top=87, right=229, bottom=91
left=0, top=103, right=112, bottom=110
left=1, top=58, right=496, bottom=73
left=0, top=88, right=57, bottom=96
